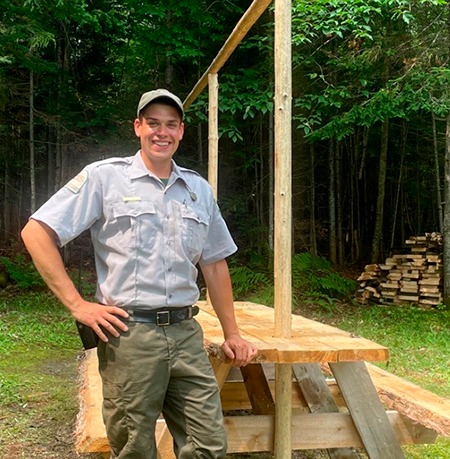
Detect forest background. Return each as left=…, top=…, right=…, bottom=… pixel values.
left=2, top=0, right=450, bottom=279
left=3, top=1, right=450, bottom=458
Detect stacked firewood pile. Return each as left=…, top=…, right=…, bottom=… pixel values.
left=356, top=233, right=443, bottom=307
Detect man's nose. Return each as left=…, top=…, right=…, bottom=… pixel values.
left=157, top=124, right=169, bottom=136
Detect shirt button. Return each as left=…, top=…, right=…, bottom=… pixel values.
left=168, top=267, right=172, bottom=272
left=166, top=215, right=170, bottom=219
left=169, top=294, right=173, bottom=299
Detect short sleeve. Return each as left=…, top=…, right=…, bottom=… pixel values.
left=198, top=199, right=237, bottom=266
left=31, top=166, right=103, bottom=247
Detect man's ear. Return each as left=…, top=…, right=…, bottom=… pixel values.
left=179, top=122, right=185, bottom=140
left=134, top=118, right=142, bottom=138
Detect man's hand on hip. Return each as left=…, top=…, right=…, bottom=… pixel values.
left=72, top=301, right=129, bottom=343
left=221, top=334, right=258, bottom=367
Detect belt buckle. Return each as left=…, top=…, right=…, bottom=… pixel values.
left=157, top=311, right=170, bottom=326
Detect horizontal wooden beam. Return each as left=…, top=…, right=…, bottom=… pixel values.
left=225, top=412, right=436, bottom=452
left=220, top=380, right=345, bottom=411
left=77, top=411, right=437, bottom=454
left=183, top=0, right=273, bottom=110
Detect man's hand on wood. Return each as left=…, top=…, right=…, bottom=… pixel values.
left=221, top=333, right=258, bottom=367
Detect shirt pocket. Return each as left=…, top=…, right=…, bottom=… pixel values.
left=112, top=200, right=158, bottom=249
left=181, top=205, right=210, bottom=255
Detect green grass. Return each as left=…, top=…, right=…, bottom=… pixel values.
left=1, top=290, right=450, bottom=457
left=0, top=291, right=81, bottom=457
left=305, top=302, right=450, bottom=458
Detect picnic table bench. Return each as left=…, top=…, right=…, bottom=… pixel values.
left=76, top=301, right=450, bottom=459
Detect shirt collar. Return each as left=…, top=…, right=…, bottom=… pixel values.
left=129, top=151, right=188, bottom=187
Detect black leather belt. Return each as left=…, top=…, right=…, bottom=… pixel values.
left=123, top=306, right=199, bottom=326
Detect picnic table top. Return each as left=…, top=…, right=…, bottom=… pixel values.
left=197, top=301, right=389, bottom=364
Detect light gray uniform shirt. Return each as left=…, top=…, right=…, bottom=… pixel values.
left=31, top=151, right=237, bottom=309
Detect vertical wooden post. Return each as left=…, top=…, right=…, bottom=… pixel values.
left=207, top=73, right=219, bottom=305
left=273, top=0, right=292, bottom=458
left=208, top=73, right=219, bottom=200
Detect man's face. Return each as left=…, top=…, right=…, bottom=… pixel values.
left=134, top=103, right=184, bottom=169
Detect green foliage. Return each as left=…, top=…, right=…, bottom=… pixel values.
left=0, top=255, right=45, bottom=289
left=229, top=253, right=356, bottom=312
left=291, top=252, right=356, bottom=298
left=228, top=266, right=270, bottom=298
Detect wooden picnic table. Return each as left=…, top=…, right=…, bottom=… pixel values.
left=76, top=301, right=438, bottom=459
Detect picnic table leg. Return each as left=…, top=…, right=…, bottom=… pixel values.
left=209, top=355, right=232, bottom=389
left=293, top=363, right=362, bottom=459
left=330, top=361, right=405, bottom=459
left=240, top=363, right=275, bottom=415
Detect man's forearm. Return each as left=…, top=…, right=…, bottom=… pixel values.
left=201, top=259, right=240, bottom=338
left=21, top=219, right=129, bottom=342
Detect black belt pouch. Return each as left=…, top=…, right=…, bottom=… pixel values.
left=76, top=321, right=99, bottom=349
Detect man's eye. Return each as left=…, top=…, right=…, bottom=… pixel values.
left=149, top=122, right=158, bottom=127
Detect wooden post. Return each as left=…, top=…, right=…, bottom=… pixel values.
left=208, top=73, right=219, bottom=200
left=206, top=73, right=219, bottom=306
left=273, top=0, right=292, bottom=458
left=183, top=0, right=273, bottom=110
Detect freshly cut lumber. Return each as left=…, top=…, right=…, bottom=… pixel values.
left=330, top=361, right=406, bottom=459
left=357, top=272, right=379, bottom=281
left=419, top=278, right=441, bottom=286
left=380, top=282, right=399, bottom=289
left=419, top=299, right=441, bottom=306
left=366, top=363, right=450, bottom=437
left=224, top=412, right=434, bottom=451
left=398, top=295, right=419, bottom=302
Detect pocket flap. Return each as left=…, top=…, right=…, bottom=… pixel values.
left=181, top=206, right=209, bottom=225
left=113, top=201, right=156, bottom=219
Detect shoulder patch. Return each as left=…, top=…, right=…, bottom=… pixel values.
left=64, top=170, right=89, bottom=194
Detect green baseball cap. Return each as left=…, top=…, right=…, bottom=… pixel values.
left=137, top=89, right=184, bottom=120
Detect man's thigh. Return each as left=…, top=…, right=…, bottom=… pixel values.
left=162, top=319, right=227, bottom=459
left=97, top=323, right=171, bottom=457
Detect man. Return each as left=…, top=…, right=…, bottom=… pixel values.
left=21, top=89, right=257, bottom=459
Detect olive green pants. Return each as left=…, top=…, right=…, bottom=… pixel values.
left=97, top=318, right=227, bottom=459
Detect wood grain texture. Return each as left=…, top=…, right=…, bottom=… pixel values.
left=198, top=301, right=389, bottom=363
left=366, top=362, right=450, bottom=437
left=293, top=364, right=361, bottom=459
left=330, top=361, right=405, bottom=459
left=207, top=73, right=219, bottom=200
left=274, top=364, right=292, bottom=458
left=274, top=0, right=292, bottom=343
left=240, top=364, right=275, bottom=415
left=220, top=379, right=345, bottom=411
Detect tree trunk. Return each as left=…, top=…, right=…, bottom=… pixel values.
left=371, top=117, right=389, bottom=263
left=3, top=144, right=11, bottom=241
left=336, top=141, right=343, bottom=265
left=259, top=119, right=264, bottom=254
left=309, top=144, right=317, bottom=256
left=443, top=114, right=450, bottom=301
left=390, top=121, right=407, bottom=251
left=329, top=137, right=337, bottom=265
left=432, top=113, right=444, bottom=233
left=30, top=64, right=36, bottom=214
left=47, top=125, right=55, bottom=198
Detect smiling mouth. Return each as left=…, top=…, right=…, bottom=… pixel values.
left=153, top=141, right=170, bottom=147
